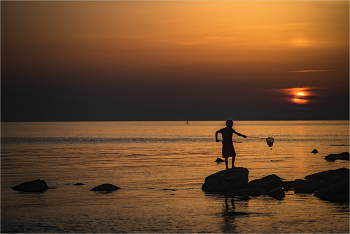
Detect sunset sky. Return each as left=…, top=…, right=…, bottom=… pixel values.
left=2, top=1, right=349, bottom=121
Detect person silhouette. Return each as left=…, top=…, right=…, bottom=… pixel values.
left=215, top=119, right=246, bottom=170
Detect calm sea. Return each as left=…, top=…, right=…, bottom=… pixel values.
left=1, top=121, right=349, bottom=233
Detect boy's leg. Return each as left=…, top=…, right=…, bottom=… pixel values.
left=232, top=155, right=236, bottom=168
left=225, top=158, right=229, bottom=170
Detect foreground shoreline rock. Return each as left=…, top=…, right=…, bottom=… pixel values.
left=202, top=167, right=349, bottom=202
left=202, top=168, right=286, bottom=199
left=201, top=167, right=249, bottom=192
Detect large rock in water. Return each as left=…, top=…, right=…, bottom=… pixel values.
left=302, top=168, right=349, bottom=202
left=13, top=179, right=49, bottom=192
left=304, top=168, right=349, bottom=184
left=201, top=167, right=249, bottom=192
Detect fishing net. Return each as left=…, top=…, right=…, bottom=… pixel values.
left=266, top=137, right=274, bottom=147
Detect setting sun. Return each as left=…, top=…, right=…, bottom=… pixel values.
left=281, top=87, right=318, bottom=105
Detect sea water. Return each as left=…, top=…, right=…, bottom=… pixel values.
left=1, top=121, right=349, bottom=233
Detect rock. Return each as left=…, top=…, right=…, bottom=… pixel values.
left=328, top=194, right=349, bottom=203
left=267, top=187, right=285, bottom=199
left=334, top=167, right=350, bottom=177
left=282, top=181, right=295, bottom=191
left=328, top=172, right=344, bottom=185
left=12, top=179, right=49, bottom=192
left=304, top=169, right=336, bottom=182
left=238, top=195, right=251, bottom=200
left=312, top=149, right=318, bottom=153
left=304, top=168, right=349, bottom=183
left=90, top=183, right=121, bottom=192
left=74, top=183, right=84, bottom=186
left=246, top=174, right=283, bottom=192
left=325, top=152, right=349, bottom=162
left=294, top=179, right=329, bottom=193
left=215, top=157, right=225, bottom=163
left=201, top=167, right=249, bottom=192
left=162, top=188, right=177, bottom=191
left=236, top=188, right=263, bottom=196
left=314, top=179, right=349, bottom=202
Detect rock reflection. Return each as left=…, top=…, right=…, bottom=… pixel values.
left=221, top=196, right=248, bottom=233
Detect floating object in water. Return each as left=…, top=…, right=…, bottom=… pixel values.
left=312, top=149, right=318, bottom=153
left=266, top=137, right=274, bottom=147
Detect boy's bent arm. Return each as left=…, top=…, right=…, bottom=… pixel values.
left=215, top=131, right=220, bottom=142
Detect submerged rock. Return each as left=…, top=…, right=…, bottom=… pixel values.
left=13, top=179, right=49, bottom=192
left=201, top=167, right=249, bottom=192
left=90, top=183, right=121, bottom=192
left=74, top=183, right=84, bottom=186
left=325, top=152, right=349, bottom=162
left=246, top=174, right=283, bottom=192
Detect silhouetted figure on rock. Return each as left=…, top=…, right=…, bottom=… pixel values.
left=216, top=119, right=246, bottom=169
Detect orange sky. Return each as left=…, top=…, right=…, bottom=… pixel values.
left=2, top=1, right=349, bottom=121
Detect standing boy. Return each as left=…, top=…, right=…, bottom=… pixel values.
left=215, top=119, right=247, bottom=170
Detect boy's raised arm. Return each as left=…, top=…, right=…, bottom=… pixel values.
left=233, top=130, right=247, bottom=138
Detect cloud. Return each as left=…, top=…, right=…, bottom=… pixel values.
left=162, top=36, right=237, bottom=46
left=288, top=70, right=332, bottom=73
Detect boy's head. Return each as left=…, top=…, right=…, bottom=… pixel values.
left=225, top=119, right=233, bottom=126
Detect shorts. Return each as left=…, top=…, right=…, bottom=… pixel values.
left=222, top=143, right=236, bottom=158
